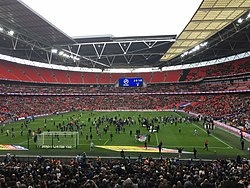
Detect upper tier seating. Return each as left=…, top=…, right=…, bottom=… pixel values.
left=67, top=71, right=83, bottom=84
left=0, top=57, right=249, bottom=84
left=83, top=72, right=97, bottom=84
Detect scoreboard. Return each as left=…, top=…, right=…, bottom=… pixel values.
left=118, top=78, right=143, bottom=87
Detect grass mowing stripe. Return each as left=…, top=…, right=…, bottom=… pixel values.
left=191, top=123, right=233, bottom=149
left=1, top=111, right=247, bottom=159
left=0, top=134, right=9, bottom=138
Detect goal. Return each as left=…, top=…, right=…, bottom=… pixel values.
left=36, top=132, right=79, bottom=149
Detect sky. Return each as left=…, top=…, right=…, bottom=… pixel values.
left=21, top=0, right=202, bottom=38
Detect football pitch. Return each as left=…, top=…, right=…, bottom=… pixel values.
left=0, top=111, right=249, bottom=159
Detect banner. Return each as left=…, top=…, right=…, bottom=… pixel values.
left=96, top=145, right=192, bottom=154
left=135, top=134, right=147, bottom=142
left=0, top=144, right=28, bottom=150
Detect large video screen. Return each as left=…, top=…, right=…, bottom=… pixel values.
left=118, top=78, right=143, bottom=87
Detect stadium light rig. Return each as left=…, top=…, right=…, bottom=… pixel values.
left=237, top=18, right=243, bottom=24
left=180, top=41, right=208, bottom=58
left=7, top=30, right=14, bottom=36
left=56, top=50, right=80, bottom=61
left=51, top=49, right=58, bottom=54
left=236, top=12, right=250, bottom=26
left=247, top=12, right=250, bottom=19
left=59, top=51, right=64, bottom=56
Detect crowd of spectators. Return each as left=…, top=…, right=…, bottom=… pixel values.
left=0, top=80, right=249, bottom=94
left=185, top=94, right=250, bottom=133
left=0, top=153, right=249, bottom=188
left=186, top=58, right=250, bottom=81
left=0, top=77, right=249, bottom=132
left=0, top=95, right=189, bottom=121
left=0, top=92, right=249, bottom=133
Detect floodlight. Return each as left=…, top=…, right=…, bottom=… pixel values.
left=63, top=53, right=70, bottom=58
left=193, top=45, right=200, bottom=51
left=51, top=49, right=58, bottom=53
left=0, top=27, right=3, bottom=32
left=59, top=51, right=64, bottom=56
left=8, top=30, right=14, bottom=36
left=200, top=42, right=208, bottom=47
left=237, top=18, right=243, bottom=24
left=247, top=12, right=250, bottom=19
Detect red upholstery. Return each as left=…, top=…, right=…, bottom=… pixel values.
left=35, top=67, right=57, bottom=83
left=151, top=72, right=165, bottom=83
left=165, top=70, right=181, bottom=82
left=83, top=72, right=97, bottom=84
left=52, top=70, right=70, bottom=83
left=67, top=71, right=83, bottom=84
left=97, top=73, right=111, bottom=84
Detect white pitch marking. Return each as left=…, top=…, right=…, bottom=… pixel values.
left=104, top=139, right=109, bottom=145
left=173, top=112, right=233, bottom=149
left=155, top=133, right=159, bottom=145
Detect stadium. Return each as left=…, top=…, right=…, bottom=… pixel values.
left=0, top=0, right=250, bottom=187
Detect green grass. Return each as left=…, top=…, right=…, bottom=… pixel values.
left=0, top=111, right=249, bottom=159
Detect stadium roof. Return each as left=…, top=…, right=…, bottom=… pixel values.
left=0, top=0, right=249, bottom=70
left=0, top=0, right=75, bottom=45
left=160, top=0, right=250, bottom=66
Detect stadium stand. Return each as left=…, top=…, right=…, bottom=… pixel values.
left=35, top=67, right=57, bottom=83
left=18, top=66, right=45, bottom=83
left=83, top=72, right=97, bottom=84
left=165, top=70, right=182, bottom=82
left=0, top=153, right=249, bottom=188
left=67, top=71, right=83, bottom=84
left=0, top=2, right=250, bottom=187
left=0, top=61, right=20, bottom=81
left=138, top=72, right=152, bottom=83
left=97, top=73, right=111, bottom=84
left=186, top=58, right=250, bottom=81
left=0, top=57, right=249, bottom=84
left=1, top=62, right=32, bottom=82
left=52, top=70, right=70, bottom=84
left=151, top=72, right=165, bottom=83
left=1, top=82, right=249, bottom=133
left=111, top=73, right=125, bottom=84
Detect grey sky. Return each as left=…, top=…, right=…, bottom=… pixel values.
left=21, top=0, right=202, bottom=37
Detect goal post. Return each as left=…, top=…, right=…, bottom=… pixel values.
left=36, top=132, right=79, bottom=149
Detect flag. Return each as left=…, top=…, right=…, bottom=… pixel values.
left=135, top=134, right=147, bottom=142
left=179, top=103, right=191, bottom=108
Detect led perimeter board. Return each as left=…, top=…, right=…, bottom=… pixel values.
left=118, top=78, right=143, bottom=87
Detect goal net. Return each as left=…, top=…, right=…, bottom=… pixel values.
left=36, top=132, right=79, bottom=149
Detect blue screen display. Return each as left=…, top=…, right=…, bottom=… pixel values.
left=119, top=78, right=143, bottom=87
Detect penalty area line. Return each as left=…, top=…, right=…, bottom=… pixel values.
left=192, top=123, right=233, bottom=149
left=155, top=133, right=159, bottom=145
left=104, top=139, right=109, bottom=145
left=173, top=112, right=233, bottom=149
left=166, top=145, right=230, bottom=149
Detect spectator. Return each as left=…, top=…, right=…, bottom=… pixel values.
left=204, top=139, right=208, bottom=151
